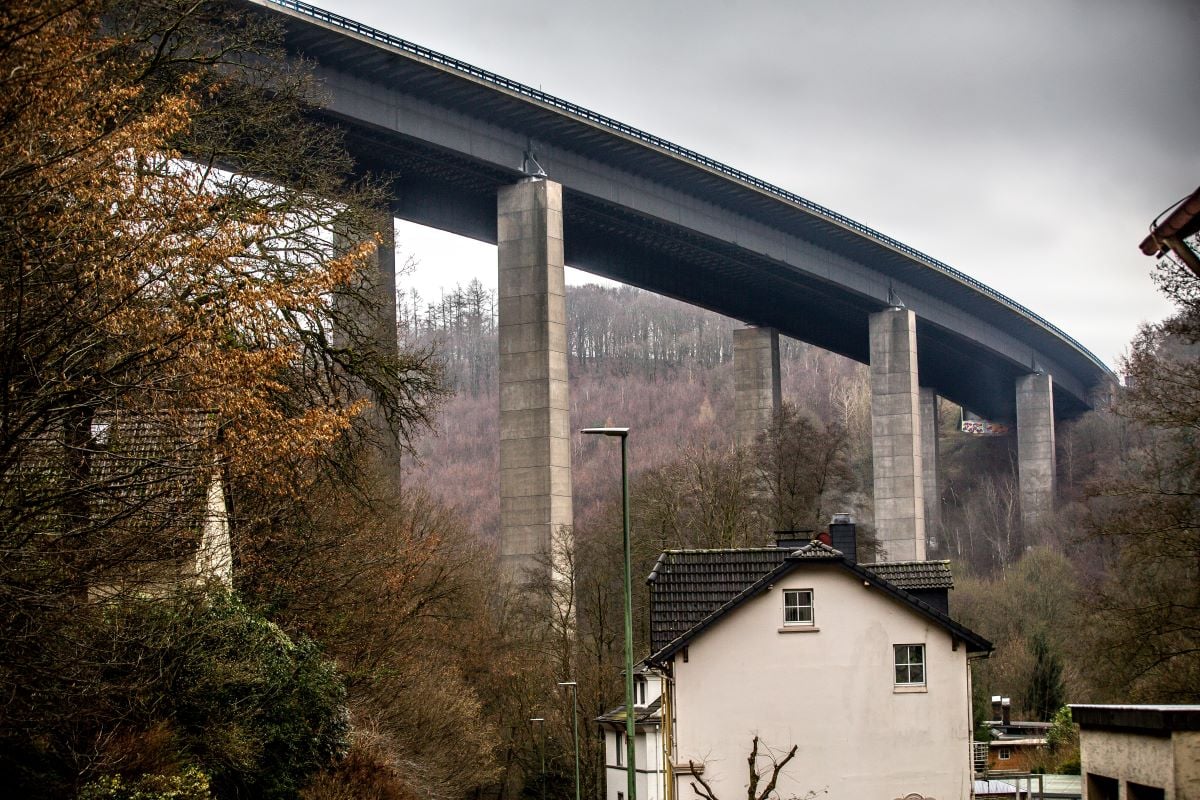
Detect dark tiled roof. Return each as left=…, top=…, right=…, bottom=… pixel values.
left=597, top=697, right=662, bottom=726
left=6, top=411, right=219, bottom=541
left=865, top=560, right=954, bottom=590
left=647, top=542, right=846, bottom=654
left=647, top=544, right=990, bottom=659
left=647, top=547, right=789, bottom=654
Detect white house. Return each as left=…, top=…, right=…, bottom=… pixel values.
left=599, top=665, right=668, bottom=800
left=31, top=410, right=236, bottom=598
left=641, top=527, right=992, bottom=800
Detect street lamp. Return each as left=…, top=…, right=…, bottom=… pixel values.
left=530, top=717, right=546, bottom=800
left=557, top=681, right=581, bottom=800
left=579, top=426, right=635, bottom=800
left=559, top=681, right=583, bottom=800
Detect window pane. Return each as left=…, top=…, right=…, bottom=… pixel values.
left=783, top=590, right=813, bottom=624
left=894, top=644, right=926, bottom=685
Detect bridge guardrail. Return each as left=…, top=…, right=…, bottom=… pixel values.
left=261, top=0, right=1111, bottom=375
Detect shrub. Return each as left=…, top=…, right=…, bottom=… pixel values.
left=79, top=767, right=212, bottom=800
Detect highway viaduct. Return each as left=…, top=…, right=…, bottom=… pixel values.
left=244, top=0, right=1116, bottom=573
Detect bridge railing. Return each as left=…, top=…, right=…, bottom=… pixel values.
left=261, top=0, right=1110, bottom=375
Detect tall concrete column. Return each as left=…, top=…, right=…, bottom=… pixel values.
left=334, top=214, right=403, bottom=489
left=374, top=214, right=398, bottom=348
left=919, top=387, right=941, bottom=549
left=734, top=326, right=782, bottom=449
left=869, top=308, right=925, bottom=562
left=1016, top=372, right=1056, bottom=528
left=331, top=212, right=397, bottom=352
left=497, top=179, right=572, bottom=585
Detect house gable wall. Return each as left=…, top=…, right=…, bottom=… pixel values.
left=670, top=563, right=972, bottom=800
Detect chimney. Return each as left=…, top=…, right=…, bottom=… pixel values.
left=1002, top=697, right=1011, bottom=726
left=828, top=513, right=857, bottom=563
left=774, top=530, right=812, bottom=549
left=991, top=695, right=1002, bottom=722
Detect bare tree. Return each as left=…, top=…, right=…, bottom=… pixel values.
left=689, top=736, right=824, bottom=800
left=754, top=404, right=853, bottom=532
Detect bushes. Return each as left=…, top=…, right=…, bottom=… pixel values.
left=79, top=768, right=212, bottom=800
left=167, top=595, right=349, bottom=799
left=0, top=592, right=348, bottom=799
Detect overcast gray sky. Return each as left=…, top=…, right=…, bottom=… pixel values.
left=324, top=0, right=1200, bottom=369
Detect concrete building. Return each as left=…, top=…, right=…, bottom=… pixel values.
left=644, top=525, right=991, bottom=800
left=1072, top=705, right=1200, bottom=800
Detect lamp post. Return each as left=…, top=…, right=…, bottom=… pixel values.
left=579, top=426, right=635, bottom=800
left=557, top=681, right=581, bottom=800
left=530, top=717, right=546, bottom=800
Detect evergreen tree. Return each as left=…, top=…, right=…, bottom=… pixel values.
left=1025, top=630, right=1066, bottom=721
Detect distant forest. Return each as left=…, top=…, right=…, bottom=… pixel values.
left=406, top=281, right=1055, bottom=573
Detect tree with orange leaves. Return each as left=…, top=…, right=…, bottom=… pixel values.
left=0, top=0, right=445, bottom=793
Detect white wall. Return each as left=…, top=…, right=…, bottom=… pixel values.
left=605, top=725, right=666, bottom=800
left=670, top=563, right=974, bottom=800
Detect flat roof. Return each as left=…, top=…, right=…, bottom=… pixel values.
left=1071, top=704, right=1200, bottom=733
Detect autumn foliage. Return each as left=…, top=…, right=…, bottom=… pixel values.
left=0, top=0, right=448, bottom=795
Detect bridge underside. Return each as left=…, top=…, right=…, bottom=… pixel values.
left=242, top=0, right=1117, bottom=571
left=344, top=123, right=1073, bottom=423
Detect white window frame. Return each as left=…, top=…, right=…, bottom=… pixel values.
left=894, top=643, right=926, bottom=686
left=615, top=731, right=624, bottom=766
left=635, top=675, right=647, bottom=706
left=783, top=589, right=814, bottom=626
left=999, top=747, right=1011, bottom=761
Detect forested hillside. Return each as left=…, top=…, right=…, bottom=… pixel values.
left=402, top=282, right=871, bottom=540
left=404, top=276, right=1199, bottom=779
left=404, top=281, right=1059, bottom=572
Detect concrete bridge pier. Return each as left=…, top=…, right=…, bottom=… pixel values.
left=734, top=326, right=782, bottom=449
left=1016, top=372, right=1056, bottom=528
left=920, top=387, right=941, bottom=551
left=497, top=178, right=573, bottom=584
left=869, top=308, right=926, bottom=562
left=331, top=212, right=398, bottom=350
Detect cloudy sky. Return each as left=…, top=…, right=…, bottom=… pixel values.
left=323, top=0, right=1199, bottom=369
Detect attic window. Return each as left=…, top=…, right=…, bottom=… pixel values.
left=783, top=589, right=814, bottom=626
left=90, top=421, right=110, bottom=445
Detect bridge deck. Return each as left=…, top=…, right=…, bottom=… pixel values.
left=247, top=0, right=1114, bottom=421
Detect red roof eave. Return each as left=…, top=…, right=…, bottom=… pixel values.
left=1140, top=186, right=1200, bottom=256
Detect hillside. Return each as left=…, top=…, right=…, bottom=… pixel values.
left=403, top=281, right=1088, bottom=578
left=406, top=282, right=868, bottom=543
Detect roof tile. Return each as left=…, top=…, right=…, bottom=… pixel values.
left=647, top=546, right=954, bottom=654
